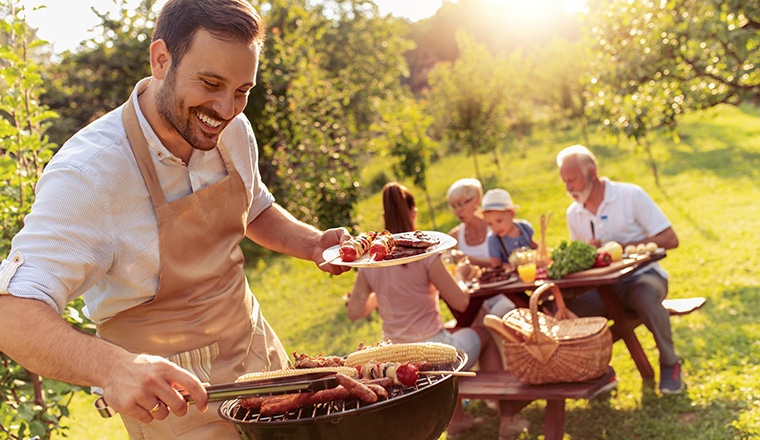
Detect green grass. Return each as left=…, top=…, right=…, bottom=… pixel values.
left=54, top=104, right=760, bottom=439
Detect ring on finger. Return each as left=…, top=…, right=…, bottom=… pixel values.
left=148, top=402, right=161, bottom=414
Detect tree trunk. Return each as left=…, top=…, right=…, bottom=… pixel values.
left=471, top=144, right=481, bottom=181
left=31, top=372, right=46, bottom=407
left=641, top=136, right=661, bottom=188
left=423, top=189, right=437, bottom=231
left=491, top=147, right=501, bottom=170
left=580, top=113, right=591, bottom=147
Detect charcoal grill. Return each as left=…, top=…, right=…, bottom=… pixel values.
left=219, top=350, right=468, bottom=440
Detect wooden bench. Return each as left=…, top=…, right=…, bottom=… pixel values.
left=458, top=367, right=617, bottom=440
left=611, top=296, right=706, bottom=342
left=663, top=297, right=706, bottom=316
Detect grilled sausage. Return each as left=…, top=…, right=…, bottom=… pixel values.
left=365, top=383, right=388, bottom=400
left=260, top=392, right=313, bottom=416
left=305, top=385, right=352, bottom=405
left=336, top=373, right=377, bottom=403
left=240, top=394, right=290, bottom=410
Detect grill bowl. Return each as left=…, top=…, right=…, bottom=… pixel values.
left=220, top=350, right=467, bottom=440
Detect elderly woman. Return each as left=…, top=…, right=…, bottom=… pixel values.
left=446, top=178, right=494, bottom=268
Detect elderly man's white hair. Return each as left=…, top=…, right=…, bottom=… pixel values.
left=556, top=144, right=599, bottom=176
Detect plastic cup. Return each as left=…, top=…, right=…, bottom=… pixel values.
left=517, top=262, right=537, bottom=282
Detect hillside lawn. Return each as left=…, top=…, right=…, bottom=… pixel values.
left=55, top=104, right=760, bottom=439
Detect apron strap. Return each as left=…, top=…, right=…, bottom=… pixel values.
left=122, top=96, right=168, bottom=208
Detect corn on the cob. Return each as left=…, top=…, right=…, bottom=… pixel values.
left=235, top=366, right=358, bottom=382
left=344, top=342, right=458, bottom=367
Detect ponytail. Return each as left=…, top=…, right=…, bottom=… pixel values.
left=382, top=182, right=416, bottom=234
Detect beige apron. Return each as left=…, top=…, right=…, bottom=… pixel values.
left=97, top=90, right=289, bottom=439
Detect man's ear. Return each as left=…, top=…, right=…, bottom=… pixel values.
left=588, top=166, right=598, bottom=180
left=149, top=39, right=171, bottom=80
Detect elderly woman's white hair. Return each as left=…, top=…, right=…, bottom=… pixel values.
left=556, top=144, right=599, bottom=176
left=446, top=178, right=483, bottom=203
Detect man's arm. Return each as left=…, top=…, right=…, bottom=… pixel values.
left=0, top=295, right=208, bottom=423
left=622, top=226, right=679, bottom=250
left=245, top=203, right=350, bottom=275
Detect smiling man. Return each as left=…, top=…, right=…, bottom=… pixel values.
left=0, top=1, right=350, bottom=438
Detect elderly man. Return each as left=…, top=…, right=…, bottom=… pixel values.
left=556, top=144, right=683, bottom=394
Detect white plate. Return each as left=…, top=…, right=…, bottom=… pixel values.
left=322, top=231, right=456, bottom=268
left=477, top=275, right=519, bottom=289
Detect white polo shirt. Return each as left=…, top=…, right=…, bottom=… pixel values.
left=565, top=177, right=671, bottom=279
left=0, top=79, right=275, bottom=323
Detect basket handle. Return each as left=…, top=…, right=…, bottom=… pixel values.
left=523, top=282, right=563, bottom=363
left=529, top=282, right=568, bottom=328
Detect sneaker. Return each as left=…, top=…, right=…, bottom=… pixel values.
left=499, top=415, right=530, bottom=439
left=446, top=413, right=485, bottom=437
left=660, top=360, right=684, bottom=394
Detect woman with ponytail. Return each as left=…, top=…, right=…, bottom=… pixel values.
left=347, top=182, right=527, bottom=438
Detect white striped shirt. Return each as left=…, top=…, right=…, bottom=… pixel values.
left=0, top=79, right=274, bottom=323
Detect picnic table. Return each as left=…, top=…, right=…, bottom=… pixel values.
left=449, top=252, right=668, bottom=380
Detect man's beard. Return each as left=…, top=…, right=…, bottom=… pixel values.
left=156, top=70, right=224, bottom=152
left=567, top=173, right=594, bottom=204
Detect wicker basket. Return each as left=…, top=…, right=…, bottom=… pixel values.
left=485, top=282, right=612, bottom=385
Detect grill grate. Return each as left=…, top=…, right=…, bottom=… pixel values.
left=226, top=362, right=449, bottom=424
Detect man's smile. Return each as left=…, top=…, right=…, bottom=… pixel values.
left=197, top=111, right=223, bottom=128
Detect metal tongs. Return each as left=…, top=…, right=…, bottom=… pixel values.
left=95, top=371, right=339, bottom=418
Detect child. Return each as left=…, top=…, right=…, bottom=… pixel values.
left=481, top=188, right=538, bottom=269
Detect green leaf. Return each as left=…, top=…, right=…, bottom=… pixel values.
left=0, top=157, right=18, bottom=180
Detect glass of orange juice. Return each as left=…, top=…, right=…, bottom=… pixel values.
left=441, top=250, right=456, bottom=277
left=517, top=261, right=537, bottom=282
left=515, top=249, right=537, bottom=282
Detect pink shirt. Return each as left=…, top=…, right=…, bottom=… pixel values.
left=358, top=254, right=443, bottom=343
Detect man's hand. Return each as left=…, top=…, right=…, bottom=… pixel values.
left=314, top=227, right=352, bottom=275
left=588, top=238, right=603, bottom=248
left=101, top=354, right=208, bottom=424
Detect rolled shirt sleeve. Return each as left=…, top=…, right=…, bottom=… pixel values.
left=2, top=161, right=114, bottom=314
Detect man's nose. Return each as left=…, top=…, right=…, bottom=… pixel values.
left=213, top=92, right=235, bottom=120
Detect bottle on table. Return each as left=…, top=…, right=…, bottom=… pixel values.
left=598, top=215, right=611, bottom=244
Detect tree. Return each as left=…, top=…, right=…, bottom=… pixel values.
left=0, top=2, right=85, bottom=439
left=528, top=37, right=592, bottom=145
left=584, top=0, right=760, bottom=183
left=426, top=32, right=527, bottom=180
left=409, top=0, right=581, bottom=63
left=368, top=96, right=438, bottom=229
left=42, top=0, right=155, bottom=147
left=247, top=0, right=413, bottom=230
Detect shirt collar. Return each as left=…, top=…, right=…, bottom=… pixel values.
left=130, top=78, right=190, bottom=164
left=599, top=177, right=618, bottom=206
left=572, top=177, right=617, bottom=217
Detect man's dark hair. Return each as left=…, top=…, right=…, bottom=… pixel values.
left=152, top=0, right=265, bottom=68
